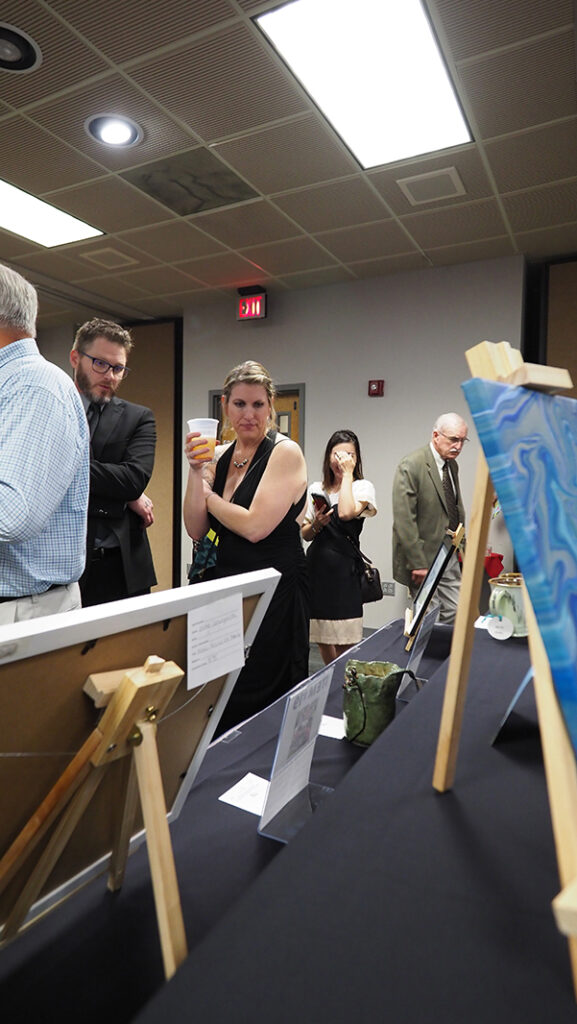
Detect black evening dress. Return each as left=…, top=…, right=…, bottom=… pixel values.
left=206, top=432, right=309, bottom=734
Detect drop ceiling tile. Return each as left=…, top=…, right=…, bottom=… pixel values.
left=424, top=236, right=516, bottom=267
left=129, top=23, right=309, bottom=142
left=273, top=179, right=389, bottom=232
left=431, top=0, right=572, bottom=62
left=214, top=115, right=358, bottom=193
left=0, top=0, right=109, bottom=108
left=315, top=221, right=414, bottom=263
left=459, top=31, right=576, bottom=139
left=401, top=199, right=507, bottom=248
left=0, top=116, right=105, bottom=193
left=241, top=237, right=337, bottom=275
left=515, top=223, right=577, bottom=259
left=118, top=222, right=225, bottom=262
left=276, top=266, right=356, bottom=290
left=368, top=147, right=492, bottom=215
left=121, top=149, right=257, bottom=216
left=349, top=252, right=429, bottom=277
left=502, top=180, right=577, bottom=232
left=114, top=265, right=203, bottom=295
left=193, top=201, right=300, bottom=247
left=28, top=75, right=195, bottom=171
left=177, top=253, right=270, bottom=288
left=124, top=296, right=190, bottom=317
left=70, top=237, right=159, bottom=270
left=485, top=119, right=577, bottom=193
left=46, top=177, right=177, bottom=232
left=14, top=250, right=98, bottom=282
left=74, top=275, right=151, bottom=302
left=49, top=0, right=235, bottom=64
left=0, top=230, right=43, bottom=261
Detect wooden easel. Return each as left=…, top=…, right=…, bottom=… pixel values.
left=0, top=655, right=187, bottom=981
left=432, top=340, right=577, bottom=996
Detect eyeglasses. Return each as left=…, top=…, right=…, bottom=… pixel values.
left=79, top=350, right=131, bottom=379
left=439, top=432, right=469, bottom=445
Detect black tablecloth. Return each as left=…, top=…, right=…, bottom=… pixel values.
left=5, top=620, right=568, bottom=1024
left=0, top=620, right=446, bottom=1022
left=135, top=627, right=577, bottom=1024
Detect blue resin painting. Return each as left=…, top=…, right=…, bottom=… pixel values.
left=463, top=378, right=577, bottom=754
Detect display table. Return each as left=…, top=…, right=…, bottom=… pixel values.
left=3, top=621, right=565, bottom=1023
left=135, top=625, right=577, bottom=1024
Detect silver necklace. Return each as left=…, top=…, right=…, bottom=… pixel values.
left=233, top=456, right=249, bottom=468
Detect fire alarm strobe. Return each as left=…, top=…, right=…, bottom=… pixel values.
left=368, top=379, right=384, bottom=397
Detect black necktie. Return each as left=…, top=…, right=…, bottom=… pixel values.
left=87, top=402, right=101, bottom=440
left=442, top=461, right=459, bottom=531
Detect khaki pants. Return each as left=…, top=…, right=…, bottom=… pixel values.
left=0, top=583, right=81, bottom=626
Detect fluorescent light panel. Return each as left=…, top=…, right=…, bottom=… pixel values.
left=257, top=0, right=471, bottom=169
left=0, top=180, right=102, bottom=247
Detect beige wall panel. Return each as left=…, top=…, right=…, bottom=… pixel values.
left=547, top=262, right=577, bottom=398
left=121, top=321, right=177, bottom=591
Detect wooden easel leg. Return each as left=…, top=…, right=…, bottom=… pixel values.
left=1, top=766, right=105, bottom=941
left=133, top=721, right=187, bottom=980
left=524, top=588, right=577, bottom=999
left=108, top=756, right=139, bottom=893
left=433, top=451, right=494, bottom=792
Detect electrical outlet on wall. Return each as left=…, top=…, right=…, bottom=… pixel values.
left=382, top=581, right=396, bottom=596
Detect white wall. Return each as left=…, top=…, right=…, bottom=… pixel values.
left=37, top=256, right=524, bottom=624
left=181, top=254, right=525, bottom=625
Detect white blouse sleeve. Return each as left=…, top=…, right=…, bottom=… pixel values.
left=352, top=478, right=377, bottom=517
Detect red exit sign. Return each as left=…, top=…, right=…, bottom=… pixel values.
left=237, top=293, right=267, bottom=320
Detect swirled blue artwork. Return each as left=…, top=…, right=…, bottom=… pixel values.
left=463, top=378, right=577, bottom=752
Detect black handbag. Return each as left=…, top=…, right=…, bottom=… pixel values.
left=358, top=550, right=383, bottom=604
left=343, top=535, right=383, bottom=604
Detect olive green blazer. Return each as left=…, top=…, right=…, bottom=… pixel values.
left=392, top=444, right=465, bottom=587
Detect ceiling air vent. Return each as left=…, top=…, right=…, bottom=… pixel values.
left=80, top=248, right=139, bottom=270
left=397, top=167, right=466, bottom=206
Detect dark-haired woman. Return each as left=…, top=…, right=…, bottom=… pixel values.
left=301, top=430, right=377, bottom=666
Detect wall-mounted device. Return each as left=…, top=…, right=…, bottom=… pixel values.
left=237, top=285, right=267, bottom=321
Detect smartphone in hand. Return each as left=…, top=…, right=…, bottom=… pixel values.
left=311, top=492, right=329, bottom=513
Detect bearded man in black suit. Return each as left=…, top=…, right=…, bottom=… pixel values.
left=70, top=318, right=157, bottom=606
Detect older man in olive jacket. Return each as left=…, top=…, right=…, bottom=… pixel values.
left=392, top=413, right=468, bottom=624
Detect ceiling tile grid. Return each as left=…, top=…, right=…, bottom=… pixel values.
left=0, top=0, right=574, bottom=326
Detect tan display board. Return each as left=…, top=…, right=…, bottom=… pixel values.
left=0, top=571, right=278, bottom=937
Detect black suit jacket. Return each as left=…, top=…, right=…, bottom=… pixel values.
left=82, top=396, right=157, bottom=594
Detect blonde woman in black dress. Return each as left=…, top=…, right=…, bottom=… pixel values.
left=184, top=360, right=309, bottom=734
left=301, top=429, right=377, bottom=666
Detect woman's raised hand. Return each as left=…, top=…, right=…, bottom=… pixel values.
left=335, top=450, right=355, bottom=475
left=185, top=431, right=212, bottom=469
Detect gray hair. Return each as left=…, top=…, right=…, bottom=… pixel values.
left=0, top=264, right=38, bottom=337
left=434, top=412, right=467, bottom=434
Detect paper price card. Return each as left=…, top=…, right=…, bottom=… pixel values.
left=186, top=591, right=245, bottom=688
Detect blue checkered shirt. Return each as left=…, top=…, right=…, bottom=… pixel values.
left=0, top=338, right=90, bottom=596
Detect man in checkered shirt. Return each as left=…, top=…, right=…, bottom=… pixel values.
left=0, top=264, right=89, bottom=625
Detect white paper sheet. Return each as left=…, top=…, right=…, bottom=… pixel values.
left=186, top=591, right=245, bottom=689
left=218, top=772, right=268, bottom=816
left=319, top=714, right=346, bottom=739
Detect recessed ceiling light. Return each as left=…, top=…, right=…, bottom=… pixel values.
left=256, top=0, right=471, bottom=169
left=85, top=114, right=143, bottom=148
left=0, top=22, right=42, bottom=73
left=0, top=179, right=103, bottom=247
